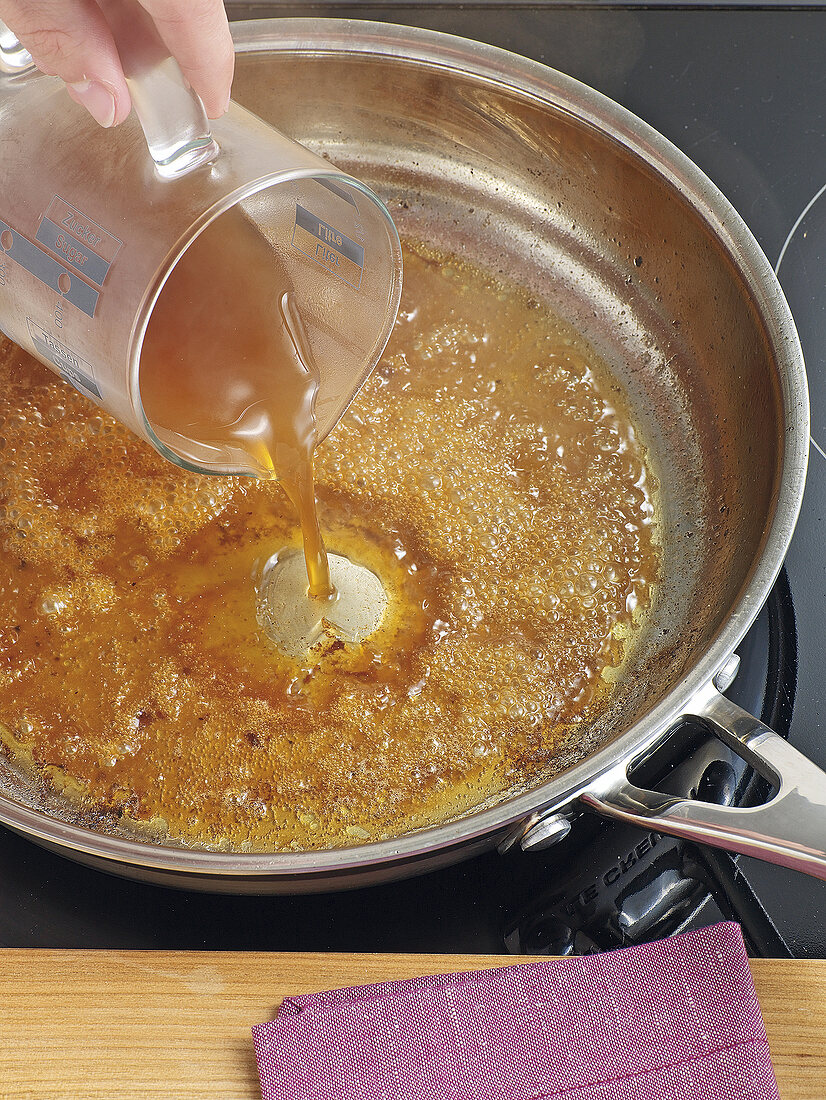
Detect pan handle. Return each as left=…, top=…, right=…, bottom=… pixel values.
left=579, top=680, right=826, bottom=880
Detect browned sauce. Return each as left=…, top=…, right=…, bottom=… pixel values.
left=0, top=241, right=660, bottom=850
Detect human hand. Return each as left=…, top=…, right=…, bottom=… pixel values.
left=0, top=0, right=234, bottom=126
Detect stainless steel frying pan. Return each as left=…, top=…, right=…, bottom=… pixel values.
left=0, top=20, right=820, bottom=892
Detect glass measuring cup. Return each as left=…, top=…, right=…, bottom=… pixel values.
left=0, top=3, right=402, bottom=477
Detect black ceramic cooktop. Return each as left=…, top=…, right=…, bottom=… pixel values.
left=2, top=2, right=825, bottom=955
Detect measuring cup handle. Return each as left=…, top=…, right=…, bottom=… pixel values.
left=100, top=0, right=219, bottom=178
left=0, top=19, right=37, bottom=76
left=0, top=3, right=218, bottom=178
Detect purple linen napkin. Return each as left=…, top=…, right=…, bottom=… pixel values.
left=253, top=921, right=779, bottom=1100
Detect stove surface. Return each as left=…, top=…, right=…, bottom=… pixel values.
left=2, top=2, right=825, bottom=955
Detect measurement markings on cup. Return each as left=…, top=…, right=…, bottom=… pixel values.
left=36, top=196, right=123, bottom=288
left=25, top=318, right=101, bottom=399
left=0, top=216, right=99, bottom=317
left=292, top=204, right=365, bottom=290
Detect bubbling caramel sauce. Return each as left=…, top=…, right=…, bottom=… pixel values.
left=0, top=241, right=660, bottom=850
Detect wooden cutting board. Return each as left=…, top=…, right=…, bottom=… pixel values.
left=0, top=951, right=823, bottom=1099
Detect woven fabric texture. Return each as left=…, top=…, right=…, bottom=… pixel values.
left=253, top=921, right=779, bottom=1100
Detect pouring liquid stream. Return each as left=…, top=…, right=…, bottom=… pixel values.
left=139, top=209, right=347, bottom=634
left=243, top=291, right=335, bottom=602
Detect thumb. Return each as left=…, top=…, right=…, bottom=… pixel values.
left=0, top=0, right=131, bottom=126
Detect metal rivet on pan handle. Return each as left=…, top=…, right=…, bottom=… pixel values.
left=497, top=811, right=573, bottom=854
left=713, top=652, right=741, bottom=694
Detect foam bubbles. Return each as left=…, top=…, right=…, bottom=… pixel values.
left=0, top=240, right=660, bottom=852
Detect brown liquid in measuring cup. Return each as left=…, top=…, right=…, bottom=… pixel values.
left=139, top=208, right=334, bottom=598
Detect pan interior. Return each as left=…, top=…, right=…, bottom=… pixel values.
left=0, top=39, right=789, bottom=867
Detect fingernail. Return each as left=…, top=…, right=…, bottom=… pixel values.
left=66, top=80, right=117, bottom=128
left=206, top=91, right=231, bottom=120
